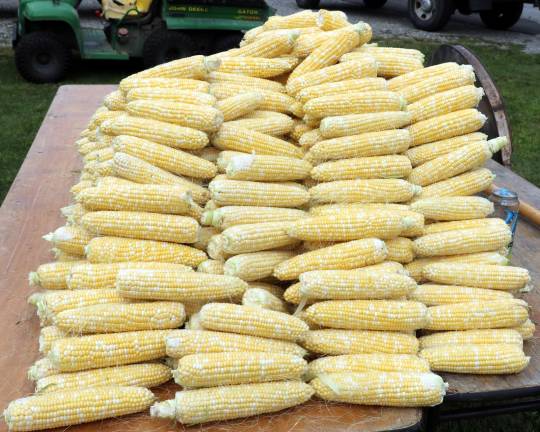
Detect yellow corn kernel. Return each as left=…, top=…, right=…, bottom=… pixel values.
left=103, top=90, right=127, bottom=111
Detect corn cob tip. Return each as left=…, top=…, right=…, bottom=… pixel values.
left=227, top=154, right=255, bottom=175
left=201, top=211, right=214, bottom=226
left=475, top=87, right=485, bottom=100
left=27, top=292, right=43, bottom=306
left=412, top=185, right=422, bottom=196
left=150, top=399, right=176, bottom=419
left=521, top=283, right=534, bottom=293
left=42, top=232, right=54, bottom=242
left=400, top=96, right=407, bottom=111
left=163, top=357, right=178, bottom=369
left=487, top=136, right=508, bottom=154
left=28, top=271, right=40, bottom=286
left=288, top=30, right=301, bottom=43
left=204, top=57, right=221, bottom=73
left=60, top=206, right=73, bottom=217
left=461, top=64, right=476, bottom=79
left=402, top=216, right=420, bottom=230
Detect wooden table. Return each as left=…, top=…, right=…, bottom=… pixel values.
left=0, top=85, right=422, bottom=432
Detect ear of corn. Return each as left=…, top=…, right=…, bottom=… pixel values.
left=410, top=284, right=513, bottom=306
left=297, top=77, right=387, bottom=103
left=422, top=263, right=530, bottom=290
left=173, top=352, right=306, bottom=387
left=126, top=88, right=216, bottom=105
left=205, top=206, right=307, bottom=229
left=119, top=77, right=210, bottom=94
left=208, top=71, right=285, bottom=93
left=242, top=288, right=288, bottom=312
left=35, top=363, right=172, bottom=393
left=67, top=261, right=192, bottom=290
left=42, top=226, right=93, bottom=257
left=199, top=303, right=309, bottom=342
left=217, top=56, right=295, bottom=77
left=387, top=62, right=461, bottom=91
left=304, top=300, right=430, bottom=331
left=514, top=319, right=536, bottom=340
left=221, top=222, right=300, bottom=254
left=38, top=326, right=67, bottom=354
left=86, top=236, right=207, bottom=265
left=341, top=52, right=424, bottom=78
left=420, top=344, right=529, bottom=374
left=216, top=92, right=262, bottom=121
left=413, top=225, right=512, bottom=257
left=165, top=330, right=307, bottom=358
left=274, top=238, right=388, bottom=280
left=419, top=329, right=523, bottom=350
left=410, top=197, right=494, bottom=221
left=101, top=115, right=208, bottom=150
left=311, top=372, right=446, bottom=406
left=312, top=155, right=412, bottom=181
left=4, top=386, right=156, bottom=431
left=301, top=329, right=420, bottom=355
left=299, top=269, right=417, bottom=300
left=53, top=302, right=186, bottom=334
left=422, top=217, right=507, bottom=236
left=29, top=261, right=85, bottom=290
left=150, top=381, right=314, bottom=424
left=415, top=168, right=495, bottom=200
left=226, top=154, right=312, bottom=181
left=224, top=250, right=296, bottom=281
left=129, top=55, right=215, bottom=79
left=224, top=117, right=294, bottom=136
left=48, top=330, right=173, bottom=372
left=117, top=269, right=247, bottom=302
left=425, top=300, right=529, bottom=331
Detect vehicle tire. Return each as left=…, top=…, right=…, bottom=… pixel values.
left=15, top=32, right=71, bottom=83
left=408, top=0, right=454, bottom=31
left=296, top=0, right=320, bottom=9
left=143, top=29, right=194, bottom=68
left=480, top=3, right=523, bottom=30
left=363, top=0, right=388, bottom=8
left=211, top=32, right=244, bottom=54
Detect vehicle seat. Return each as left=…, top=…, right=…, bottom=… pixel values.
left=101, top=0, right=153, bottom=20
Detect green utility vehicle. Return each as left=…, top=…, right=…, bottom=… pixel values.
left=13, top=0, right=274, bottom=83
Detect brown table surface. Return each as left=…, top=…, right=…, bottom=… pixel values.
left=0, top=85, right=421, bottom=432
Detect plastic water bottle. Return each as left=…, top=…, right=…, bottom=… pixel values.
left=489, top=188, right=519, bottom=257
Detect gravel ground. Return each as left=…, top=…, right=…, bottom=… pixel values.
left=2, top=0, right=539, bottom=52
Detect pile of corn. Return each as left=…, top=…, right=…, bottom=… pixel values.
left=3, top=9, right=535, bottom=432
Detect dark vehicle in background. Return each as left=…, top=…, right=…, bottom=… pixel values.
left=296, top=0, right=537, bottom=31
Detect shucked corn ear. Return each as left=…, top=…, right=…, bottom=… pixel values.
left=410, top=284, right=513, bottom=306
left=165, top=330, right=307, bottom=358
left=67, top=261, right=192, bottom=290
left=53, top=302, right=186, bottom=334
left=117, top=269, right=247, bottom=302
left=408, top=138, right=507, bottom=186
left=415, top=168, right=495, bottom=200
left=296, top=77, right=387, bottom=103
left=299, top=269, right=417, bottom=300
left=288, top=210, right=422, bottom=241
left=420, top=344, right=529, bottom=374
left=217, top=56, right=295, bottom=77
left=413, top=224, right=511, bottom=257
left=100, top=115, right=208, bottom=150
left=274, top=238, right=388, bottom=280
left=387, top=62, right=461, bottom=91
left=77, top=184, right=202, bottom=217
left=410, top=196, right=494, bottom=221
left=425, top=299, right=529, bottom=331
left=81, top=211, right=199, bottom=244
left=210, top=178, right=309, bottom=208
left=35, top=363, right=172, bottom=393
left=173, top=352, right=306, bottom=387
left=126, top=88, right=216, bottom=105
left=208, top=71, right=285, bottom=93
left=224, top=250, right=295, bottom=282
left=150, top=381, right=314, bottom=425
left=215, top=92, right=262, bottom=121
left=113, top=135, right=217, bottom=180
left=301, top=329, right=420, bottom=355
left=42, top=226, right=93, bottom=256
left=221, top=222, right=299, bottom=254
left=304, top=300, right=430, bottom=331
left=199, top=303, right=309, bottom=342
left=419, top=329, right=523, bottom=350
left=29, top=261, right=85, bottom=290
left=422, top=217, right=508, bottom=236
left=204, top=206, right=307, bottom=229
left=4, top=386, right=155, bottom=431
left=422, top=263, right=531, bottom=291
left=307, top=354, right=430, bottom=380
left=119, top=77, right=210, bottom=94
left=312, top=155, right=412, bottom=181
left=311, top=372, right=446, bottom=407
left=226, top=154, right=312, bottom=181
left=242, top=287, right=288, bottom=312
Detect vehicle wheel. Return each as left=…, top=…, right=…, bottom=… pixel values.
left=296, top=0, right=320, bottom=9
left=15, top=32, right=71, bottom=83
left=363, top=0, right=388, bottom=8
left=408, top=0, right=454, bottom=31
left=211, top=32, right=243, bottom=54
left=480, top=3, right=523, bottom=30
left=143, top=30, right=194, bottom=68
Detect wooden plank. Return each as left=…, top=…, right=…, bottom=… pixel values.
left=442, top=160, right=540, bottom=400
left=0, top=85, right=421, bottom=432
